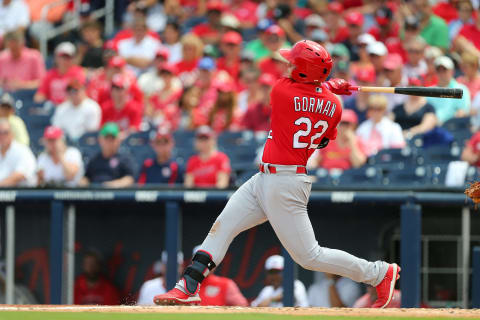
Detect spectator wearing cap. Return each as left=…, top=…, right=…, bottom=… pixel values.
left=308, top=272, right=361, bottom=307
left=138, top=48, right=182, bottom=97
left=367, top=42, right=388, bottom=85
left=408, top=0, right=449, bottom=50
left=310, top=29, right=330, bottom=48
left=423, top=46, right=442, bottom=86
left=251, top=255, right=308, bottom=307
left=0, top=0, right=30, bottom=38
left=386, top=16, right=422, bottom=62
left=383, top=53, right=409, bottom=110
left=242, top=73, right=275, bottom=132
left=100, top=75, right=142, bottom=133
left=331, top=43, right=351, bottom=65
left=37, top=126, right=83, bottom=187
left=193, top=57, right=224, bottom=114
left=146, top=63, right=183, bottom=129
left=0, top=119, right=36, bottom=187
left=0, top=30, right=45, bottom=91
left=368, top=6, right=399, bottom=43
left=81, top=122, right=135, bottom=188
left=342, top=11, right=364, bottom=62
left=449, top=0, right=474, bottom=40
left=88, top=56, right=143, bottom=106
left=217, top=31, right=243, bottom=82
left=185, top=126, right=231, bottom=189
left=324, top=2, right=349, bottom=44
left=52, top=78, right=101, bottom=140
left=404, top=37, right=428, bottom=79
left=356, top=95, right=406, bottom=156
left=351, top=34, right=376, bottom=77
left=0, top=93, right=28, bottom=145
left=344, top=68, right=376, bottom=123
left=427, top=56, right=471, bottom=123
left=175, top=33, right=204, bottom=86
left=161, top=20, right=182, bottom=64
left=137, top=251, right=184, bottom=305
left=309, top=109, right=367, bottom=171
left=34, top=42, right=86, bottom=105
left=76, top=21, right=104, bottom=70
left=138, top=128, right=182, bottom=185
left=305, top=14, right=325, bottom=39
left=192, top=0, right=224, bottom=45
left=117, top=17, right=162, bottom=75
left=457, top=50, right=480, bottom=101
left=392, top=78, right=437, bottom=140
left=245, top=24, right=290, bottom=62
left=227, top=0, right=259, bottom=29
left=258, top=51, right=289, bottom=81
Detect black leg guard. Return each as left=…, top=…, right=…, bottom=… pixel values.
left=182, top=250, right=216, bottom=295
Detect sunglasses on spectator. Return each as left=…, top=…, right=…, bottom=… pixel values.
left=154, top=138, right=170, bottom=145
left=408, top=49, right=423, bottom=54
left=196, top=135, right=211, bottom=140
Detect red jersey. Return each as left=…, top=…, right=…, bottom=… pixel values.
left=458, top=24, right=480, bottom=51
left=199, top=274, right=248, bottom=306
left=37, top=65, right=85, bottom=105
left=88, top=70, right=143, bottom=106
left=216, top=57, right=241, bottom=81
left=467, top=132, right=480, bottom=167
left=74, top=274, right=120, bottom=305
left=186, top=151, right=231, bottom=187
left=318, top=138, right=366, bottom=170
left=101, top=99, right=142, bottom=131
left=262, top=78, right=342, bottom=166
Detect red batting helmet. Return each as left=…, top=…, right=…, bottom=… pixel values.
left=279, top=40, right=333, bottom=83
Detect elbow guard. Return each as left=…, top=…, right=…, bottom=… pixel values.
left=317, top=137, right=329, bottom=149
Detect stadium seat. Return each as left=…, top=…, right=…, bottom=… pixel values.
left=218, top=130, right=255, bottom=147
left=77, top=132, right=100, bottom=163
left=442, top=116, right=471, bottom=132
left=383, top=166, right=430, bottom=187
left=451, top=128, right=472, bottom=148
left=422, top=145, right=460, bottom=164
left=367, top=148, right=415, bottom=166
left=430, top=164, right=448, bottom=185
left=11, top=89, right=36, bottom=104
left=311, top=168, right=334, bottom=188
left=336, top=166, right=383, bottom=187
left=173, top=130, right=195, bottom=149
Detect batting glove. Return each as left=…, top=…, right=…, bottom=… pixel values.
left=324, top=78, right=353, bottom=95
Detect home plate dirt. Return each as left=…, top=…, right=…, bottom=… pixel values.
left=0, top=306, right=479, bottom=318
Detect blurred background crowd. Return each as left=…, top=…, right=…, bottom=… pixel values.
left=0, top=0, right=478, bottom=189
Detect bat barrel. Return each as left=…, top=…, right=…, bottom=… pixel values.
left=394, top=87, right=463, bottom=99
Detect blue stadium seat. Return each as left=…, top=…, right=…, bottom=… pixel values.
left=367, top=148, right=415, bottom=166
left=122, top=130, right=154, bottom=147
left=218, top=131, right=255, bottom=147
left=384, top=166, right=430, bottom=187
left=430, top=164, right=448, bottom=186
left=336, top=166, right=383, bottom=187
left=422, top=145, right=460, bottom=164
left=11, top=89, right=36, bottom=105
left=77, top=132, right=100, bottom=163
left=465, top=166, right=480, bottom=184
left=173, top=130, right=195, bottom=148
left=312, top=168, right=334, bottom=188
left=451, top=128, right=472, bottom=148
left=442, top=116, right=470, bottom=132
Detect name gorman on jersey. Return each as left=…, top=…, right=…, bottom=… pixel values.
left=293, top=96, right=336, bottom=118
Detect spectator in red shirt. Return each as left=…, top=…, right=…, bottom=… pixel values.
left=34, top=42, right=85, bottom=105
left=462, top=130, right=480, bottom=166
left=146, top=63, right=182, bottom=130
left=74, top=249, right=120, bottom=305
left=351, top=33, right=375, bottom=76
left=457, top=50, right=480, bottom=101
left=227, top=0, right=258, bottom=29
left=192, top=0, right=224, bottom=45
left=368, top=6, right=399, bottom=43
left=263, top=25, right=287, bottom=59
left=88, top=55, right=143, bottom=106
left=194, top=81, right=242, bottom=132
left=258, top=51, right=289, bottom=80
left=175, top=33, right=204, bottom=86
left=100, top=74, right=142, bottom=133
left=242, top=73, right=275, bottom=132
left=309, top=109, right=367, bottom=171
left=0, top=30, right=45, bottom=92
left=185, top=126, right=231, bottom=189
left=433, top=0, right=459, bottom=23
left=324, top=2, right=349, bottom=43
left=217, top=31, right=242, bottom=82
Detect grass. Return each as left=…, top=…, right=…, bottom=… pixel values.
left=0, top=313, right=475, bottom=320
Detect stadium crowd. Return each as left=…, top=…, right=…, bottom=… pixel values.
left=0, top=0, right=479, bottom=189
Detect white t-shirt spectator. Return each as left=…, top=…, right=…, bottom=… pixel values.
left=356, top=117, right=406, bottom=156
left=37, top=147, right=84, bottom=187
left=117, top=35, right=161, bottom=74
left=137, top=277, right=166, bottom=305
left=307, top=275, right=362, bottom=307
left=0, top=140, right=36, bottom=186
left=250, top=280, right=309, bottom=307
left=0, top=0, right=30, bottom=37
left=164, top=43, right=182, bottom=64
left=52, top=98, right=101, bottom=140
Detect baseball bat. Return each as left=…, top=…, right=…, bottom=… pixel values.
left=349, top=86, right=463, bottom=99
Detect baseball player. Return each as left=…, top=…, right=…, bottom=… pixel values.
left=154, top=40, right=400, bottom=308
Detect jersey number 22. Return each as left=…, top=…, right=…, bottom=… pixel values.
left=293, top=117, right=328, bottom=149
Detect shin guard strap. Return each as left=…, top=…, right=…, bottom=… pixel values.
left=193, top=252, right=216, bottom=271
left=184, top=267, right=205, bottom=283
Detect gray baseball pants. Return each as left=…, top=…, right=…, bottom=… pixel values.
left=200, top=166, right=388, bottom=287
